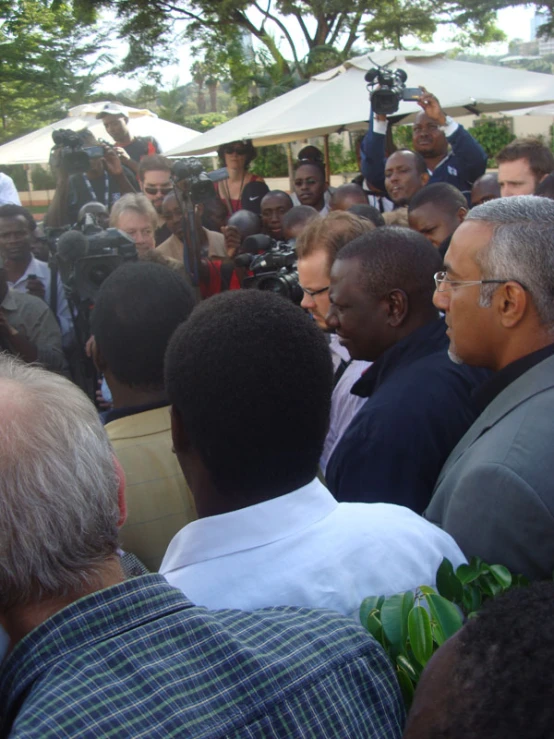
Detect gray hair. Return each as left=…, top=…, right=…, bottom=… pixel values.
left=0, top=356, right=119, bottom=609
left=109, top=192, right=158, bottom=231
left=466, top=195, right=554, bottom=326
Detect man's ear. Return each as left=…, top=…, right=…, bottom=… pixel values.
left=497, top=281, right=529, bottom=329
left=421, top=172, right=430, bottom=187
left=386, top=289, right=409, bottom=327
left=91, top=337, right=108, bottom=375
left=457, top=206, right=468, bottom=225
left=171, top=405, right=191, bottom=456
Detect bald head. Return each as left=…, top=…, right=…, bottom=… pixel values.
left=228, top=209, right=261, bottom=241
left=329, top=184, right=368, bottom=211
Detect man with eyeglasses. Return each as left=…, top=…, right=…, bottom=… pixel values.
left=138, top=155, right=175, bottom=245
left=324, top=226, right=488, bottom=514
left=425, top=196, right=554, bottom=580
left=360, top=87, right=487, bottom=199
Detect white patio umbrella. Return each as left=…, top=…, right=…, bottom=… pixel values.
left=165, top=50, right=554, bottom=156
left=0, top=102, right=202, bottom=166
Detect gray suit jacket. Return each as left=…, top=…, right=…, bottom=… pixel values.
left=425, top=353, right=554, bottom=580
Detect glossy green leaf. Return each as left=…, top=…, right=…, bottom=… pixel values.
left=418, top=585, right=437, bottom=596
left=396, top=654, right=418, bottom=682
left=365, top=612, right=384, bottom=644
left=360, top=596, right=382, bottom=628
left=489, top=564, right=512, bottom=589
left=408, top=606, right=433, bottom=667
left=456, top=563, right=481, bottom=584
left=400, top=591, right=415, bottom=646
left=381, top=594, right=407, bottom=649
left=480, top=573, right=503, bottom=598
left=396, top=667, right=415, bottom=708
left=425, top=594, right=463, bottom=645
left=462, top=583, right=482, bottom=614
left=436, top=558, right=463, bottom=602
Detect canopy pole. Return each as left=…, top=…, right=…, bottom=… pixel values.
left=24, top=164, right=33, bottom=208
left=323, top=134, right=330, bottom=184
left=287, top=143, right=294, bottom=193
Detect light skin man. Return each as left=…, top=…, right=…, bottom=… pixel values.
left=496, top=138, right=554, bottom=197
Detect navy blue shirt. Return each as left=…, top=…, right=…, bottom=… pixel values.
left=325, top=319, right=490, bottom=514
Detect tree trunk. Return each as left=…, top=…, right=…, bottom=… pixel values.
left=207, top=81, right=217, bottom=112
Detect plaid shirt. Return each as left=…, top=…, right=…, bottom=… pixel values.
left=0, top=575, right=404, bottom=738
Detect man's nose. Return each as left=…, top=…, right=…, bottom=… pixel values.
left=433, top=287, right=449, bottom=312
left=300, top=293, right=314, bottom=311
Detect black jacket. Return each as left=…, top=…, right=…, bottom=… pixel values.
left=325, top=319, right=490, bottom=513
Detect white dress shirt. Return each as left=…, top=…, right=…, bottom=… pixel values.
left=8, top=256, right=73, bottom=346
left=160, top=478, right=466, bottom=616
left=321, top=334, right=370, bottom=474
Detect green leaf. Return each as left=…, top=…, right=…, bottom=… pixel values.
left=425, top=594, right=463, bottom=645
left=396, top=654, right=418, bottom=682
left=480, top=573, right=503, bottom=598
left=360, top=596, right=383, bottom=628
left=436, top=558, right=463, bottom=603
left=400, top=591, right=415, bottom=646
left=462, top=583, right=482, bottom=614
left=408, top=606, right=433, bottom=667
left=488, top=565, right=512, bottom=589
left=455, top=563, right=481, bottom=584
left=418, top=585, right=437, bottom=596
left=381, top=594, right=408, bottom=649
left=396, top=667, right=415, bottom=709
left=365, top=612, right=385, bottom=645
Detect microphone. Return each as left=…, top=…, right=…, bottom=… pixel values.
left=56, top=230, right=88, bottom=262
left=207, top=167, right=229, bottom=183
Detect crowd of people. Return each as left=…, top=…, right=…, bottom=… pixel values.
left=1, top=89, right=554, bottom=737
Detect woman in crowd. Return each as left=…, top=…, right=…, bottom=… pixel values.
left=214, top=140, right=265, bottom=217
left=109, top=193, right=157, bottom=258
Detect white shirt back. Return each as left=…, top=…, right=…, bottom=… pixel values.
left=160, top=478, right=466, bottom=617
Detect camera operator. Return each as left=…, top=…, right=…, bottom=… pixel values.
left=361, top=86, right=487, bottom=198
left=96, top=102, right=161, bottom=177
left=0, top=253, right=64, bottom=371
left=67, top=137, right=138, bottom=226
left=0, top=204, right=73, bottom=348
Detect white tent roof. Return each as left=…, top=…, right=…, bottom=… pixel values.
left=165, top=50, right=554, bottom=156
left=0, top=102, right=202, bottom=165
left=506, top=102, right=554, bottom=116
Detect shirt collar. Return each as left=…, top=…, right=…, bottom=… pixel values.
left=473, top=343, right=554, bottom=413
left=161, top=478, right=338, bottom=574
left=103, top=399, right=169, bottom=426
left=8, top=255, right=40, bottom=289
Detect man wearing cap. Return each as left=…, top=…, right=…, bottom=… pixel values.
left=97, top=103, right=161, bottom=176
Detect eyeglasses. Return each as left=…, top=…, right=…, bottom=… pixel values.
left=300, top=285, right=330, bottom=298
left=434, top=271, right=528, bottom=292
left=143, top=186, right=173, bottom=195
left=224, top=146, right=248, bottom=155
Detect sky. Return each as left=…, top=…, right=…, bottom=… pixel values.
left=107, top=4, right=540, bottom=94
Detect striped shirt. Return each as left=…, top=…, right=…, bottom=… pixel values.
left=0, top=574, right=404, bottom=738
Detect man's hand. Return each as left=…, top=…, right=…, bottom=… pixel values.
left=417, top=87, right=447, bottom=126
left=221, top=225, right=241, bottom=258
left=26, top=277, right=46, bottom=301
left=103, top=146, right=123, bottom=176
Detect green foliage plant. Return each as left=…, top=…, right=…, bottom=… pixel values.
left=359, top=557, right=529, bottom=707
left=470, top=117, right=515, bottom=164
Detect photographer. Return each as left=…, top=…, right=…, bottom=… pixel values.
left=361, top=86, right=487, bottom=198
left=67, top=136, right=138, bottom=226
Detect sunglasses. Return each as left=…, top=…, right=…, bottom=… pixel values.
left=143, top=185, right=173, bottom=195
left=224, top=146, right=248, bottom=156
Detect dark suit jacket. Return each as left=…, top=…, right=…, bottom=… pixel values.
left=425, top=353, right=554, bottom=580
left=326, top=320, right=489, bottom=513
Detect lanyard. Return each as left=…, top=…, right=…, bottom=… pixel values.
left=83, top=170, right=110, bottom=207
